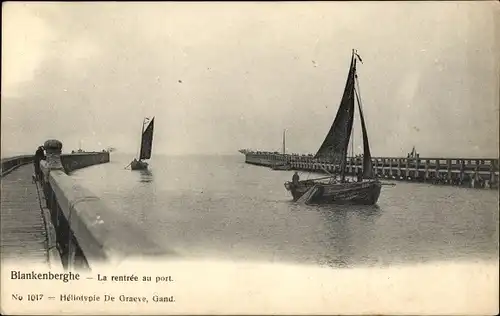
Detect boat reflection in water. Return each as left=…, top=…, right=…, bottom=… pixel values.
left=139, top=169, right=154, bottom=183
left=316, top=204, right=382, bottom=268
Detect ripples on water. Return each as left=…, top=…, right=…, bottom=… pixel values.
left=71, top=154, right=499, bottom=268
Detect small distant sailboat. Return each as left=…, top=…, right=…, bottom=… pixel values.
left=284, top=49, right=382, bottom=205
left=271, top=129, right=292, bottom=171
left=130, top=117, right=155, bottom=171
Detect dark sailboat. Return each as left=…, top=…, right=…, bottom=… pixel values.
left=284, top=50, right=382, bottom=205
left=130, top=117, right=155, bottom=171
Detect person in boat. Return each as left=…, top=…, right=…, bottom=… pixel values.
left=33, top=145, right=46, bottom=181
left=292, top=171, right=300, bottom=186
left=357, top=169, right=363, bottom=182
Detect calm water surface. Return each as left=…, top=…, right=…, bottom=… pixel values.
left=71, top=154, right=499, bottom=268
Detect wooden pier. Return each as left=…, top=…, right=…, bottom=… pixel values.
left=243, top=152, right=499, bottom=189
left=0, top=164, right=49, bottom=265
left=1, top=146, right=112, bottom=269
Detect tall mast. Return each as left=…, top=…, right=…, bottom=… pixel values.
left=340, top=49, right=357, bottom=182
left=282, top=129, right=286, bottom=155
left=350, top=121, right=355, bottom=158
left=350, top=53, right=355, bottom=161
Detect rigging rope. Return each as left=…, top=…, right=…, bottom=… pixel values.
left=354, top=74, right=365, bottom=159
left=351, top=117, right=355, bottom=158
left=354, top=75, right=365, bottom=113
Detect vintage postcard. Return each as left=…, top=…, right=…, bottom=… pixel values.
left=1, top=1, right=499, bottom=315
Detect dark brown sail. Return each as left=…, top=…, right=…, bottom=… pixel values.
left=139, top=117, right=154, bottom=160
left=354, top=82, right=374, bottom=178
left=314, top=53, right=357, bottom=167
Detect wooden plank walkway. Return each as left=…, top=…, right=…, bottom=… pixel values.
left=1, top=164, right=49, bottom=265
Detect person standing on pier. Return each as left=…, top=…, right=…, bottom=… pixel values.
left=33, top=145, right=46, bottom=181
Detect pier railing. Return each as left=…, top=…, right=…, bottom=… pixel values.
left=244, top=152, right=499, bottom=189
left=38, top=139, right=167, bottom=270
left=1, top=155, right=35, bottom=177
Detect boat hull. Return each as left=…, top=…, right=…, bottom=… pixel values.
left=130, top=160, right=149, bottom=170
left=284, top=179, right=381, bottom=205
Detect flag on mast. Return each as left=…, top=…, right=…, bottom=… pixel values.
left=354, top=50, right=363, bottom=64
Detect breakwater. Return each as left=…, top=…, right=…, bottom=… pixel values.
left=243, top=151, right=499, bottom=189
left=60, top=151, right=110, bottom=173
left=1, top=152, right=110, bottom=177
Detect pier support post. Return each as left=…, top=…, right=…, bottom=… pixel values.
left=490, top=162, right=495, bottom=189
left=44, top=139, right=64, bottom=171
left=460, top=160, right=466, bottom=185
left=447, top=160, right=452, bottom=184
left=415, top=158, right=420, bottom=180
left=40, top=140, right=64, bottom=210
left=381, top=158, right=386, bottom=178
left=397, top=159, right=402, bottom=179
left=389, top=159, right=393, bottom=179
left=405, top=158, right=409, bottom=179
left=436, top=160, right=441, bottom=183
left=40, top=139, right=63, bottom=210
left=424, top=159, right=429, bottom=182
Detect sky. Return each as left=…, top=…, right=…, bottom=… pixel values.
left=1, top=1, right=499, bottom=157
